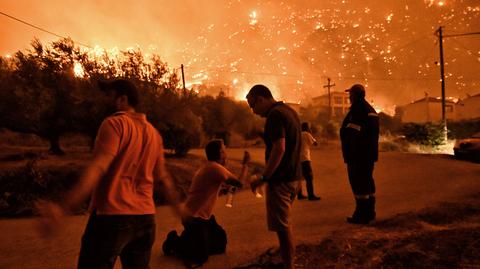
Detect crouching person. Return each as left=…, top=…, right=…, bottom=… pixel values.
left=162, top=139, right=250, bottom=266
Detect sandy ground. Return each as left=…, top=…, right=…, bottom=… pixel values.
left=0, top=143, right=479, bottom=269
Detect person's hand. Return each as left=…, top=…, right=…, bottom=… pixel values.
left=178, top=204, right=192, bottom=223
left=34, top=200, right=67, bottom=238
left=242, top=151, right=251, bottom=165
left=219, top=184, right=229, bottom=195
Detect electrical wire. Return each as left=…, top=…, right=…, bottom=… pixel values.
left=0, top=10, right=92, bottom=48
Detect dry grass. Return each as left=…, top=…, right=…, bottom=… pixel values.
left=236, top=194, right=480, bottom=269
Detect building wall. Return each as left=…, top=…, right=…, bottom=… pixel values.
left=401, top=99, right=456, bottom=123
left=457, top=95, right=480, bottom=120
left=311, top=92, right=350, bottom=117
left=402, top=101, right=430, bottom=123
left=427, top=102, right=456, bottom=122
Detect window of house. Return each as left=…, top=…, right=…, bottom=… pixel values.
left=334, top=96, right=343, bottom=104
left=446, top=105, right=453, bottom=112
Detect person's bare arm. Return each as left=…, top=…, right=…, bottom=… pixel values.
left=263, top=138, right=285, bottom=179
left=251, top=138, right=285, bottom=192
left=63, top=152, right=115, bottom=212
left=225, top=151, right=251, bottom=188
left=35, top=152, right=114, bottom=237
left=310, top=133, right=318, bottom=146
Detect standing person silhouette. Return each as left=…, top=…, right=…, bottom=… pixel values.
left=340, top=84, right=379, bottom=224
left=248, top=84, right=302, bottom=269
left=36, top=79, right=182, bottom=269
left=297, top=122, right=321, bottom=201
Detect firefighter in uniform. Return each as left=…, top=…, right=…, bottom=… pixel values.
left=340, top=84, right=379, bottom=224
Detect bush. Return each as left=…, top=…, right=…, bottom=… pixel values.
left=447, top=119, right=480, bottom=139
left=161, top=123, right=203, bottom=156
left=0, top=158, right=87, bottom=217
left=379, top=112, right=402, bottom=134
left=0, top=160, right=49, bottom=216
left=323, top=120, right=339, bottom=139
left=0, top=153, right=205, bottom=217
left=402, top=123, right=446, bottom=147
left=379, top=135, right=410, bottom=152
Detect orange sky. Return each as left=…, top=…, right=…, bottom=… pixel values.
left=1, top=0, right=479, bottom=109
left=0, top=0, right=219, bottom=64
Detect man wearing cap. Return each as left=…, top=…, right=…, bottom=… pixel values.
left=340, top=84, right=379, bottom=224
left=37, top=79, right=181, bottom=269
left=247, top=84, right=302, bottom=269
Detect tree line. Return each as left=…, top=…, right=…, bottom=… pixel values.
left=0, top=38, right=263, bottom=155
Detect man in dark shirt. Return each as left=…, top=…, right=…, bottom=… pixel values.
left=248, top=84, right=302, bottom=269
left=340, top=84, right=379, bottom=224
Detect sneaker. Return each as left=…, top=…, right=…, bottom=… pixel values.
left=162, top=230, right=178, bottom=256
left=308, top=195, right=321, bottom=201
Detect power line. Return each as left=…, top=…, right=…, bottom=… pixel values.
left=444, top=31, right=480, bottom=38
left=0, top=10, right=92, bottom=48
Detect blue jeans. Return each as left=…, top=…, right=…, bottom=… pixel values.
left=77, top=211, right=155, bottom=269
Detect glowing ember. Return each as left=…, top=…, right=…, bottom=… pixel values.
left=73, top=62, right=85, bottom=78
left=1, top=0, right=478, bottom=108
left=249, top=11, right=258, bottom=26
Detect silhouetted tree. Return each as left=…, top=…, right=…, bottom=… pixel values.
left=0, top=37, right=263, bottom=155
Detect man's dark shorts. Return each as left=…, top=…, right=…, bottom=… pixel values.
left=77, top=211, right=155, bottom=269
left=162, top=215, right=227, bottom=266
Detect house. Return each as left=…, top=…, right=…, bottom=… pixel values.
left=399, top=94, right=457, bottom=123
left=311, top=91, right=350, bottom=117
left=456, top=93, right=480, bottom=120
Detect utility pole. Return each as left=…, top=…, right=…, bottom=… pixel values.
left=181, top=64, right=186, bottom=90
left=323, top=77, right=335, bottom=118
left=435, top=26, right=447, bottom=140
left=434, top=27, right=480, bottom=141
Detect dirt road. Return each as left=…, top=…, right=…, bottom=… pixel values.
left=0, top=143, right=479, bottom=269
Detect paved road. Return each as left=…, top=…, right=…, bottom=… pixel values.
left=0, top=144, right=479, bottom=269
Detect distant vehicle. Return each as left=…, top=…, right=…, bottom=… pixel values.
left=453, top=132, right=480, bottom=162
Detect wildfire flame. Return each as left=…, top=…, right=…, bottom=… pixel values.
left=73, top=61, right=85, bottom=78
left=249, top=10, right=258, bottom=26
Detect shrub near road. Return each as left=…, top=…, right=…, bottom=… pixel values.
left=0, top=144, right=263, bottom=217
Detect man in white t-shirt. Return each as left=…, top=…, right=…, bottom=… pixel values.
left=297, top=122, right=321, bottom=200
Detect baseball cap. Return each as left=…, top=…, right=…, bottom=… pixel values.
left=345, top=84, right=365, bottom=96
left=98, top=79, right=139, bottom=106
